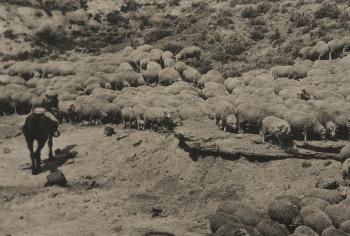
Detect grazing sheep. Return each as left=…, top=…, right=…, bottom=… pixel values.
left=315, top=41, right=330, bottom=60
left=306, top=189, right=345, bottom=204
left=237, top=103, right=267, bottom=133
left=293, top=225, right=318, bottom=236
left=209, top=212, right=242, bottom=233
left=215, top=106, right=238, bottom=132
left=215, top=223, right=261, bottom=236
left=175, top=46, right=201, bottom=61
left=272, top=65, right=294, bottom=80
left=301, top=197, right=330, bottom=211
left=162, top=57, right=176, bottom=68
left=142, top=61, right=162, bottom=86
left=340, top=220, right=350, bottom=234
left=327, top=39, right=346, bottom=60
left=201, top=82, right=229, bottom=99
left=332, top=110, right=350, bottom=140
left=76, top=102, right=107, bottom=125
left=324, top=203, right=350, bottom=227
left=260, top=116, right=291, bottom=147
left=174, top=61, right=188, bottom=75
left=158, top=68, right=181, bottom=86
left=321, top=226, right=349, bottom=236
left=268, top=199, right=299, bottom=226
left=10, top=92, right=32, bottom=114
left=267, top=104, right=288, bottom=119
left=342, top=158, right=350, bottom=185
left=144, top=107, right=173, bottom=131
left=299, top=46, right=318, bottom=61
left=136, top=44, right=153, bottom=52
left=121, top=107, right=140, bottom=129
left=224, top=77, right=244, bottom=94
left=182, top=67, right=201, bottom=86
left=256, top=220, right=289, bottom=236
left=283, top=110, right=326, bottom=141
left=300, top=206, right=333, bottom=234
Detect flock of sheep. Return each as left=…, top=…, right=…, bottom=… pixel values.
left=210, top=187, right=350, bottom=236
left=1, top=43, right=350, bottom=147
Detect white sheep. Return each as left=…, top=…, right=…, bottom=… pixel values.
left=182, top=67, right=201, bottom=86
left=175, top=46, right=201, bottom=61
left=260, top=116, right=291, bottom=147
left=158, top=68, right=182, bottom=86
left=121, top=106, right=141, bottom=129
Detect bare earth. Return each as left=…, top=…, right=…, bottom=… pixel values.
left=0, top=116, right=344, bottom=236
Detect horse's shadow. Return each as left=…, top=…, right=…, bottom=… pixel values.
left=40, top=144, right=78, bottom=173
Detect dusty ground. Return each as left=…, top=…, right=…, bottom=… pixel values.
left=0, top=116, right=344, bottom=236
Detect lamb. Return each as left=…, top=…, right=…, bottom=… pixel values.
left=283, top=110, right=326, bottom=141
left=158, top=68, right=181, bottom=86
left=175, top=46, right=201, bottom=61
left=121, top=107, right=141, bottom=129
left=271, top=65, right=294, bottom=80
left=182, top=67, right=201, bottom=86
left=260, top=116, right=291, bottom=147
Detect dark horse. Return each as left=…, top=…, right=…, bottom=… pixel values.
left=22, top=93, right=60, bottom=175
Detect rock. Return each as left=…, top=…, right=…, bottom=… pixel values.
left=302, top=161, right=312, bottom=168
left=3, top=147, right=11, bottom=154
left=151, top=206, right=163, bottom=217
left=315, top=178, right=339, bottom=190
left=104, top=126, right=116, bottom=136
left=324, top=161, right=332, bottom=167
left=45, top=170, right=67, bottom=187
left=133, top=140, right=142, bottom=147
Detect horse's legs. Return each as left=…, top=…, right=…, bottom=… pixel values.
left=33, top=139, right=45, bottom=174
left=48, top=136, right=54, bottom=160
left=25, top=136, right=36, bottom=174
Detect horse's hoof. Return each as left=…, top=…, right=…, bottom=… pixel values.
left=32, top=169, right=40, bottom=175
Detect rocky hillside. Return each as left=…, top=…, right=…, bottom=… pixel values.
left=1, top=0, right=350, bottom=73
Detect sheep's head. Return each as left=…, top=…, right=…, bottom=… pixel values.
left=277, top=123, right=291, bottom=137
left=226, top=114, right=238, bottom=130
left=319, top=126, right=327, bottom=140
left=325, top=121, right=337, bottom=139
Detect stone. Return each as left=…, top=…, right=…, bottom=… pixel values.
left=45, top=170, right=67, bottom=187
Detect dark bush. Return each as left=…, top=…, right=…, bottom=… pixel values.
left=249, top=17, right=266, bottom=26
left=169, top=0, right=181, bottom=6
left=161, top=41, right=183, bottom=54
left=289, top=11, right=315, bottom=28
left=3, top=29, right=16, bottom=39
left=37, top=0, right=78, bottom=15
left=222, top=65, right=242, bottom=78
left=222, top=35, right=248, bottom=56
left=257, top=2, right=271, bottom=14
left=139, top=16, right=153, bottom=30
left=188, top=59, right=213, bottom=74
left=144, top=29, right=172, bottom=43
left=250, top=26, right=267, bottom=41
left=315, top=0, right=340, bottom=19
left=106, top=10, right=128, bottom=26
left=120, top=0, right=139, bottom=13
left=241, top=6, right=258, bottom=18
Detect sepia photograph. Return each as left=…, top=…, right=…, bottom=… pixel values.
left=1, top=0, right=350, bottom=235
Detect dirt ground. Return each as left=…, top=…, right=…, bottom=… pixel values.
left=0, top=116, right=344, bottom=236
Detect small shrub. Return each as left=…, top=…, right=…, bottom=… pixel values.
left=257, top=2, right=271, bottom=14
left=120, top=0, right=139, bottom=12
left=169, top=0, right=181, bottom=6
left=139, top=16, right=153, bottom=30
left=221, top=65, right=242, bottom=78
left=144, top=29, right=172, bottom=43
left=241, top=6, right=258, bottom=18
left=106, top=10, right=128, bottom=26
left=188, top=59, right=213, bottom=74
left=3, top=29, right=16, bottom=39
left=249, top=17, right=266, bottom=26
left=222, top=35, right=248, bottom=56
left=34, top=24, right=72, bottom=50
left=315, top=0, right=340, bottom=19
left=289, top=11, right=315, bottom=28
left=250, top=28, right=265, bottom=41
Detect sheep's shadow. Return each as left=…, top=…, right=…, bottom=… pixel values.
left=40, top=144, right=78, bottom=173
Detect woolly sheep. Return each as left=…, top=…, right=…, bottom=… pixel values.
left=201, top=82, right=229, bottom=99
left=331, top=110, right=350, bottom=140
left=256, top=220, right=289, bottom=236
left=214, top=103, right=238, bottom=132
left=142, top=61, right=162, bottom=85
left=121, top=107, right=141, bottom=129
left=233, top=205, right=269, bottom=227
left=299, top=206, right=333, bottom=234
left=237, top=102, right=268, bottom=133
left=158, top=68, right=181, bottom=86
left=268, top=199, right=299, bottom=225
left=306, top=189, right=345, bottom=204
left=321, top=226, right=349, bottom=236
left=315, top=41, right=330, bottom=60
left=10, top=92, right=32, bottom=114
left=293, top=225, right=318, bottom=236
left=144, top=106, right=173, bottom=130
left=299, top=46, right=318, bottom=61
left=272, top=65, right=294, bottom=80
left=175, top=46, right=201, bottom=61
left=136, top=44, right=153, bottom=52
left=342, top=158, right=350, bottom=184
left=209, top=211, right=242, bottom=233
left=198, top=70, right=224, bottom=89
left=118, top=62, right=134, bottom=72
left=301, top=197, right=330, bottom=211
left=174, top=61, right=188, bottom=75
left=75, top=102, right=107, bottom=125
left=215, top=223, right=261, bottom=236
left=283, top=110, right=326, bottom=141
left=224, top=77, right=243, bottom=94
left=327, top=39, right=346, bottom=60
left=182, top=67, right=202, bottom=85
left=340, top=220, right=350, bottom=234
left=324, top=203, right=350, bottom=227
left=163, top=57, right=176, bottom=68
left=261, top=116, right=291, bottom=147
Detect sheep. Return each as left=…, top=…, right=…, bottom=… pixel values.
left=299, top=206, right=333, bottom=234
left=215, top=223, right=261, bottom=236
left=142, top=61, right=162, bottom=86
left=342, top=158, right=350, bottom=186
left=7, top=61, right=40, bottom=80
left=299, top=46, right=318, bottom=61
left=324, top=203, right=350, bottom=227
left=174, top=61, right=188, bottom=75
left=209, top=212, right=242, bottom=233
left=224, top=77, right=243, bottom=94
left=268, top=199, right=299, bottom=225
left=267, top=104, right=288, bottom=119
left=75, top=102, right=107, bottom=125
left=321, top=226, right=349, bottom=236
left=301, top=197, right=330, bottom=211
left=136, top=44, right=153, bottom=52
left=162, top=57, right=176, bottom=68
left=181, top=67, right=201, bottom=86
left=10, top=92, right=32, bottom=114
left=58, top=100, right=77, bottom=123
left=260, top=116, right=291, bottom=147
left=121, top=107, right=141, bottom=129
left=293, top=226, right=318, bottom=236
left=144, top=107, right=173, bottom=131
left=232, top=205, right=269, bottom=227
left=175, top=46, right=201, bottom=61
left=327, top=39, right=346, bottom=60
left=283, top=110, right=326, bottom=141
left=215, top=104, right=238, bottom=132
left=118, top=62, right=134, bottom=72
left=149, top=48, right=163, bottom=64
left=306, top=189, right=345, bottom=204
left=271, top=65, right=294, bottom=80
left=198, top=70, right=224, bottom=89
left=340, top=220, right=350, bottom=234
left=201, top=82, right=229, bottom=99
left=331, top=110, right=350, bottom=140
left=0, top=91, right=11, bottom=115
left=158, top=68, right=181, bottom=86
left=237, top=102, right=268, bottom=133
left=256, top=220, right=290, bottom=236
left=315, top=41, right=330, bottom=60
